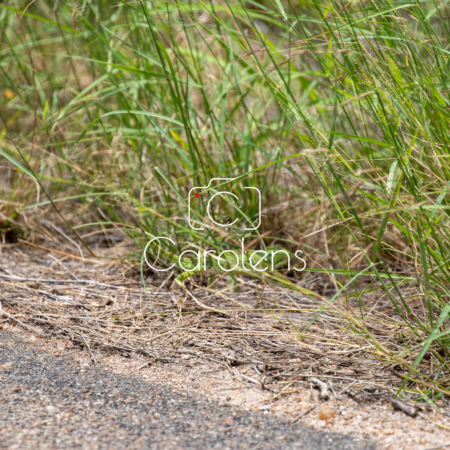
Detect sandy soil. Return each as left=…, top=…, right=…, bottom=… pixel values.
left=2, top=322, right=450, bottom=450
left=2, top=244, right=450, bottom=449
left=1, top=329, right=369, bottom=450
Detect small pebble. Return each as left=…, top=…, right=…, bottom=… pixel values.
left=0, top=362, right=13, bottom=371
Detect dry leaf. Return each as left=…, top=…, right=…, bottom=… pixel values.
left=319, top=410, right=335, bottom=420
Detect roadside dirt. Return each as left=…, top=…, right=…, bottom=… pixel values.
left=1, top=329, right=372, bottom=450
left=1, top=243, right=450, bottom=449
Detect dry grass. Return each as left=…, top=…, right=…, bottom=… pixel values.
left=0, top=242, right=434, bottom=407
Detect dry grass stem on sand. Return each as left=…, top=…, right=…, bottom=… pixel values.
left=1, top=242, right=448, bottom=413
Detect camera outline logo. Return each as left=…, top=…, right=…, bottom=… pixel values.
left=188, top=178, right=261, bottom=231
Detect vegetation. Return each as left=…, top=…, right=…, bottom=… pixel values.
left=2, top=0, right=450, bottom=403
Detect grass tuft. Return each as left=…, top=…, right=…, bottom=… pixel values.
left=2, top=0, right=450, bottom=403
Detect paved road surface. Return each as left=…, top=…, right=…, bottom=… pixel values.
left=0, top=330, right=375, bottom=449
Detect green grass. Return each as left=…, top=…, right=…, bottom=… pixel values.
left=2, top=0, right=450, bottom=403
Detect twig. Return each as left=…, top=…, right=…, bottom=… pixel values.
left=391, top=398, right=418, bottom=417
left=48, top=254, right=80, bottom=281
left=0, top=309, right=42, bottom=335
left=133, top=361, right=152, bottom=372
left=242, top=374, right=261, bottom=385
left=327, top=380, right=336, bottom=397
left=43, top=220, right=85, bottom=262
left=312, top=377, right=330, bottom=400
left=0, top=273, right=138, bottom=290
left=18, top=239, right=101, bottom=263
left=419, top=412, right=450, bottom=431
left=81, top=332, right=97, bottom=365
left=291, top=404, right=318, bottom=424
left=265, top=383, right=295, bottom=401
left=297, top=374, right=395, bottom=391
left=336, top=380, right=357, bottom=399
left=159, top=271, right=174, bottom=290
